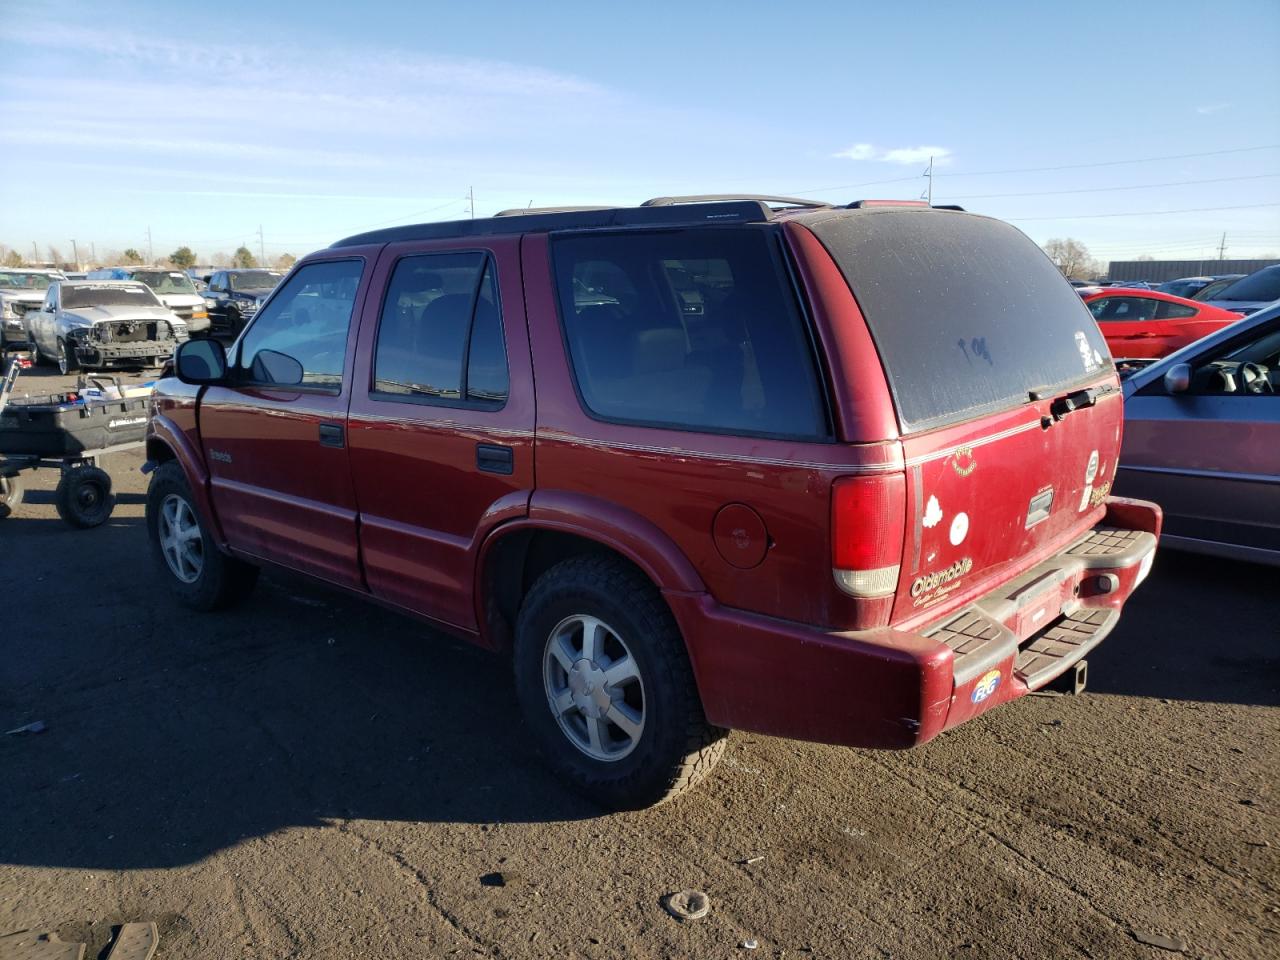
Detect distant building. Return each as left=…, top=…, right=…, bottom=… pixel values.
left=1108, top=259, right=1279, bottom=283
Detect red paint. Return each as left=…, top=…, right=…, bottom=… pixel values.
left=1083, top=289, right=1243, bottom=360
left=145, top=207, right=1161, bottom=753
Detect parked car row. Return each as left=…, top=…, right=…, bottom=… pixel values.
left=2, top=262, right=287, bottom=372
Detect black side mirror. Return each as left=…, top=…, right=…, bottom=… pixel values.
left=175, top=338, right=229, bottom=385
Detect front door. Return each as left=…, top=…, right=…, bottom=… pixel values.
left=346, top=237, right=535, bottom=631
left=1120, top=320, right=1280, bottom=555
left=198, top=253, right=376, bottom=590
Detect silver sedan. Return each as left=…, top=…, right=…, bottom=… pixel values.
left=1116, top=301, right=1280, bottom=565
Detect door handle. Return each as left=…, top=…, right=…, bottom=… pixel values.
left=318, top=422, right=345, bottom=448
left=476, top=443, right=513, bottom=475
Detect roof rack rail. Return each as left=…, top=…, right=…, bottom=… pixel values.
left=494, top=205, right=617, bottom=217
left=642, top=194, right=830, bottom=209
left=330, top=200, right=777, bottom=248
left=846, top=199, right=967, bottom=212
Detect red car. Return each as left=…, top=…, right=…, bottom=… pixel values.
left=1084, top=288, right=1243, bottom=365
left=145, top=197, right=1160, bottom=809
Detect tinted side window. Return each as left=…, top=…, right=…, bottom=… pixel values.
left=373, top=253, right=508, bottom=405
left=552, top=229, right=826, bottom=439
left=1155, top=301, right=1198, bottom=320
left=237, top=259, right=363, bottom=389
left=1090, top=297, right=1157, bottom=322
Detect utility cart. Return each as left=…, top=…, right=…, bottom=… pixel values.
left=0, top=359, right=151, bottom=527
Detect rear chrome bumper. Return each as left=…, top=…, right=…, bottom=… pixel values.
left=670, top=496, right=1161, bottom=750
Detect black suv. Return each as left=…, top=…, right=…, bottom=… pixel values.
left=202, top=269, right=284, bottom=340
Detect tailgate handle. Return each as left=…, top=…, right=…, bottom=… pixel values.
left=1050, top=387, right=1100, bottom=421
left=476, top=443, right=514, bottom=475
left=318, top=422, right=345, bottom=448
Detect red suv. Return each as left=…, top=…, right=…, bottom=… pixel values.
left=145, top=196, right=1161, bottom=809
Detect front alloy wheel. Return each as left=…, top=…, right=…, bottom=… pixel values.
left=158, top=492, right=204, bottom=583
left=543, top=614, right=646, bottom=762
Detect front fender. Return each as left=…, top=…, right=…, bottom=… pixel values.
left=147, top=411, right=228, bottom=547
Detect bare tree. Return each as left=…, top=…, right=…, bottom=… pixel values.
left=1, top=247, right=23, bottom=268
left=1041, top=238, right=1094, bottom=279
left=47, top=246, right=65, bottom=268
left=273, top=253, right=297, bottom=270
left=210, top=251, right=232, bottom=267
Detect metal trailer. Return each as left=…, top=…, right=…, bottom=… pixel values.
left=0, top=359, right=149, bottom=527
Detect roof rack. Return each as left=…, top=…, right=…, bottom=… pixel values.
left=330, top=199, right=781, bottom=248
left=845, top=199, right=967, bottom=212
left=643, top=194, right=830, bottom=209
left=493, top=205, right=616, bottom=217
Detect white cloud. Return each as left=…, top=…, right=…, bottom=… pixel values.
left=1195, top=102, right=1231, bottom=115
left=832, top=143, right=953, bottom=166
left=833, top=143, right=877, bottom=161
left=881, top=145, right=952, bottom=166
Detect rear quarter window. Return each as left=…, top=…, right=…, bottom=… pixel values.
left=551, top=228, right=828, bottom=440
left=808, top=210, right=1112, bottom=433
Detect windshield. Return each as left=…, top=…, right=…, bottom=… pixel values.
left=0, top=272, right=57, bottom=291
left=809, top=209, right=1112, bottom=433
left=228, top=270, right=283, bottom=291
left=132, top=270, right=197, bottom=295
left=61, top=284, right=161, bottom=309
left=1214, top=267, right=1280, bottom=303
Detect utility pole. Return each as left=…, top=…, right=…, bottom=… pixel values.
left=31, top=241, right=38, bottom=263
left=70, top=240, right=80, bottom=270
left=468, top=186, right=475, bottom=219
left=1217, top=232, right=1227, bottom=260
left=146, top=226, right=153, bottom=264
left=258, top=225, right=265, bottom=266
left=90, top=241, right=96, bottom=265
left=923, top=156, right=934, bottom=206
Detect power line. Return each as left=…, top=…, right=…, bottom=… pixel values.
left=1008, top=202, right=1280, bottom=222
left=944, top=172, right=1279, bottom=201
left=934, top=143, right=1280, bottom=179
left=785, top=143, right=1280, bottom=197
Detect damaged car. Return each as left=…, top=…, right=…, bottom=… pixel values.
left=1, top=269, right=65, bottom=351
left=27, top=280, right=189, bottom=374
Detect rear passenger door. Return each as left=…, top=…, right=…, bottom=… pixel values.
left=347, top=238, right=534, bottom=631
left=1088, top=295, right=1159, bottom=359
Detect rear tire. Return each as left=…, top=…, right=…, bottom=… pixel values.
left=146, top=460, right=258, bottom=610
left=55, top=465, right=114, bottom=528
left=513, top=555, right=726, bottom=810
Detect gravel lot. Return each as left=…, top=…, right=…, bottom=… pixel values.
left=2, top=364, right=1277, bottom=959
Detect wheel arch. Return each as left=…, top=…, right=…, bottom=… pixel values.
left=474, top=493, right=707, bottom=654
left=145, top=416, right=228, bottom=547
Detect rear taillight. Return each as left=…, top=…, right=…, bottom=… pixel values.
left=832, top=473, right=906, bottom=598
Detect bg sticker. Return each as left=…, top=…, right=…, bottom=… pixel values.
left=972, top=669, right=1001, bottom=704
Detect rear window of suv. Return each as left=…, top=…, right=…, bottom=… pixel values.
left=808, top=209, right=1112, bottom=433
left=551, top=228, right=828, bottom=439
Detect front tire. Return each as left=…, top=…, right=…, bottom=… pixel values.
left=513, top=555, right=725, bottom=810
left=0, top=474, right=23, bottom=519
left=146, top=461, right=258, bottom=610
left=57, top=338, right=77, bottom=375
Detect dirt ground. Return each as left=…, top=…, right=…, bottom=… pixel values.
left=2, top=364, right=1277, bottom=960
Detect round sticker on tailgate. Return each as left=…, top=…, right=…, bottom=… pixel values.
left=972, top=669, right=1001, bottom=704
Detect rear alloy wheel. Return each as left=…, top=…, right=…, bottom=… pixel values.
left=55, top=465, right=114, bottom=528
left=514, top=555, right=726, bottom=810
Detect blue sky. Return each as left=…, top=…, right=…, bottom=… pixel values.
left=1, top=0, right=1278, bottom=267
